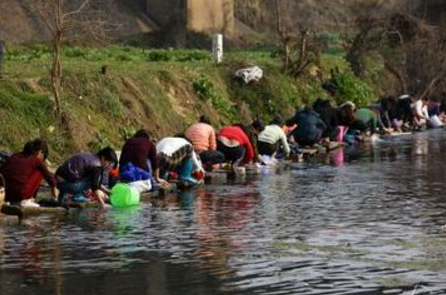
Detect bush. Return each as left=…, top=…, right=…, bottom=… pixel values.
left=333, top=71, right=376, bottom=107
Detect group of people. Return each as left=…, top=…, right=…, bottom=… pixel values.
left=1, top=89, right=445, bottom=209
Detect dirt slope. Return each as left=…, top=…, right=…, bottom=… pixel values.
left=0, top=0, right=155, bottom=44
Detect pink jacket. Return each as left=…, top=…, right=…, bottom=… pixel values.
left=185, top=123, right=217, bottom=152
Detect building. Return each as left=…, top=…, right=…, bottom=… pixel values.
left=146, top=0, right=234, bottom=37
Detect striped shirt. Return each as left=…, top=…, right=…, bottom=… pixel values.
left=185, top=123, right=217, bottom=152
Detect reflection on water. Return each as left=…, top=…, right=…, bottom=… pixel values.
left=2, top=130, right=446, bottom=294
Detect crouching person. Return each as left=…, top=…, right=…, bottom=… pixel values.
left=185, top=115, right=225, bottom=169
left=217, top=125, right=255, bottom=167
left=257, top=116, right=290, bottom=159
left=156, top=137, right=204, bottom=185
left=119, top=129, right=168, bottom=193
left=56, top=147, right=117, bottom=208
left=0, top=139, right=58, bottom=207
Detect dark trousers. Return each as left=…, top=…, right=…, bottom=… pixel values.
left=257, top=141, right=278, bottom=156
left=199, top=150, right=225, bottom=166
left=217, top=141, right=245, bottom=165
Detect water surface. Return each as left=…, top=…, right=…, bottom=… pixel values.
left=2, top=130, right=446, bottom=295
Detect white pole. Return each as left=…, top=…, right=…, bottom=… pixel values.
left=212, top=34, right=223, bottom=64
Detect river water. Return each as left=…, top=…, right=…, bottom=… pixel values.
left=1, top=130, right=446, bottom=295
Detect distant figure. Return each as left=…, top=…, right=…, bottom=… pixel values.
left=0, top=28, right=4, bottom=79
left=411, top=96, right=430, bottom=130
left=313, top=98, right=339, bottom=141
left=286, top=108, right=327, bottom=147
left=185, top=115, right=225, bottom=169
left=0, top=139, right=58, bottom=207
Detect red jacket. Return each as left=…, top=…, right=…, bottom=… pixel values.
left=0, top=153, right=56, bottom=203
left=218, top=126, right=254, bottom=163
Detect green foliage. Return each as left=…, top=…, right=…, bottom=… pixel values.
left=5, top=44, right=52, bottom=61
left=193, top=75, right=236, bottom=120
left=193, top=75, right=218, bottom=101
left=6, top=45, right=211, bottom=64
left=147, top=49, right=211, bottom=62
left=333, top=71, right=377, bottom=107
left=88, top=130, right=110, bottom=152
left=120, top=126, right=137, bottom=141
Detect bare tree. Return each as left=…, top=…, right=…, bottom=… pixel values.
left=274, top=0, right=321, bottom=77
left=30, top=0, right=114, bottom=118
left=345, top=8, right=446, bottom=97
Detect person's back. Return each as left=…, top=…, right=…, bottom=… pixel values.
left=185, top=122, right=216, bottom=152
left=0, top=139, right=57, bottom=205
left=156, top=137, right=191, bottom=156
left=314, top=100, right=338, bottom=130
left=56, top=153, right=100, bottom=182
left=218, top=126, right=254, bottom=164
left=258, top=124, right=290, bottom=157
left=120, top=137, right=157, bottom=171
left=355, top=108, right=378, bottom=132
left=288, top=109, right=326, bottom=146
left=1, top=153, right=49, bottom=203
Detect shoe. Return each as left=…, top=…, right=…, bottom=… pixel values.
left=72, top=194, right=89, bottom=203
left=178, top=159, right=198, bottom=184
left=21, top=199, right=40, bottom=208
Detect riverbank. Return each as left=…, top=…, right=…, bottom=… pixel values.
left=0, top=45, right=383, bottom=161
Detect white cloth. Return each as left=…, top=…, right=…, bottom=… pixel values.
left=429, top=115, right=444, bottom=128
left=128, top=180, right=152, bottom=194
left=258, top=124, right=290, bottom=156
left=235, top=66, right=263, bottom=84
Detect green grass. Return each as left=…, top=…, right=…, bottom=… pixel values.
left=0, top=44, right=357, bottom=162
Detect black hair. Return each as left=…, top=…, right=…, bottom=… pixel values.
left=270, top=115, right=284, bottom=126
left=199, top=115, right=211, bottom=125
left=251, top=119, right=265, bottom=132
left=97, top=147, right=118, bottom=165
left=322, top=81, right=338, bottom=96
left=133, top=129, right=150, bottom=139
left=22, top=138, right=49, bottom=160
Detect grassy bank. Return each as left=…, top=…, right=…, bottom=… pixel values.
left=0, top=45, right=366, bottom=162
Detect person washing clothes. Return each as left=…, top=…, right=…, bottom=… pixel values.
left=0, top=139, right=58, bottom=207
left=56, top=147, right=117, bottom=208
left=156, top=137, right=204, bottom=185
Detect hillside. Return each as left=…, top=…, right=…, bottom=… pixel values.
left=0, top=46, right=356, bottom=161
left=0, top=0, right=155, bottom=44
left=2, top=0, right=440, bottom=45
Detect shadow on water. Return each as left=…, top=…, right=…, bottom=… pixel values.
left=2, top=130, right=446, bottom=294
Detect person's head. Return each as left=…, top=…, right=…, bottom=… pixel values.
left=270, top=115, right=284, bottom=126
left=23, top=138, right=49, bottom=160
left=322, top=81, right=338, bottom=97
left=251, top=119, right=265, bottom=134
left=199, top=115, right=211, bottom=125
left=338, top=103, right=356, bottom=124
left=133, top=129, right=150, bottom=139
left=97, top=147, right=118, bottom=169
left=380, top=96, right=397, bottom=111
